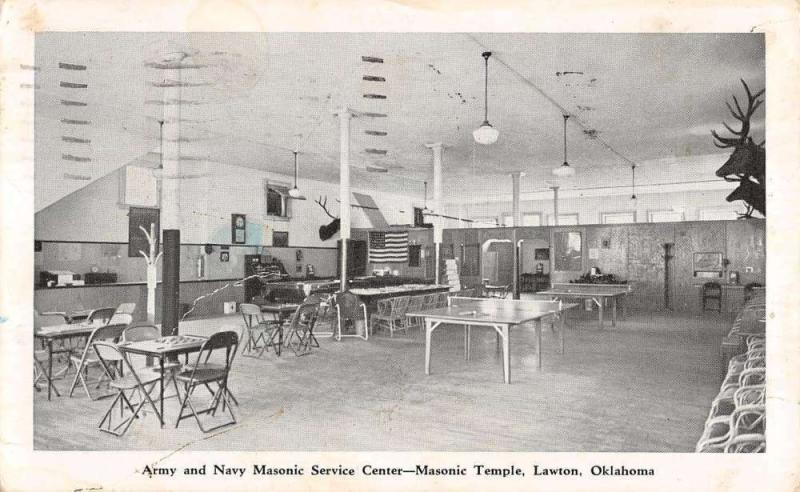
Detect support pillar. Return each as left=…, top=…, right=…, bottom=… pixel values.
left=336, top=108, right=353, bottom=292
left=511, top=172, right=523, bottom=227
left=425, top=142, right=444, bottom=284
left=550, top=185, right=560, bottom=226
left=161, top=229, right=180, bottom=336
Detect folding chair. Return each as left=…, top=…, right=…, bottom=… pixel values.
left=93, top=341, right=161, bottom=436
left=284, top=302, right=320, bottom=356
left=115, top=302, right=137, bottom=316
left=175, top=331, right=239, bottom=433
left=239, top=303, right=282, bottom=357
left=86, top=307, right=117, bottom=325
left=122, top=325, right=182, bottom=400
left=33, top=310, right=72, bottom=392
left=68, top=323, right=127, bottom=399
left=304, top=293, right=334, bottom=335
left=333, top=291, right=368, bottom=341
left=107, top=313, right=133, bottom=326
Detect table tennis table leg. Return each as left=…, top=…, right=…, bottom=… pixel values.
left=425, top=320, right=434, bottom=376
left=464, top=325, right=471, bottom=361
left=501, top=325, right=510, bottom=383
left=611, top=297, right=618, bottom=327
left=559, top=312, right=565, bottom=355
left=535, top=320, right=542, bottom=371
left=597, top=297, right=604, bottom=329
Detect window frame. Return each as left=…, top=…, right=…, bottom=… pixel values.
left=265, top=181, right=291, bottom=219
left=600, top=211, right=636, bottom=224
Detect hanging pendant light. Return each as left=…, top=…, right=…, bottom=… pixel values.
left=473, top=51, right=500, bottom=145
left=552, top=114, right=576, bottom=177
left=630, top=164, right=637, bottom=200
left=287, top=151, right=306, bottom=199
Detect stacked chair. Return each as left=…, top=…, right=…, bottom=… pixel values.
left=371, top=296, right=410, bottom=337
left=697, top=292, right=766, bottom=453
left=239, top=303, right=283, bottom=357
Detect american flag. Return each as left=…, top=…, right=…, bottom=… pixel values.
left=368, top=231, right=409, bottom=263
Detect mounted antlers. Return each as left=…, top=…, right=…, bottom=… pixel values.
left=315, top=196, right=341, bottom=241
left=711, top=79, right=766, bottom=219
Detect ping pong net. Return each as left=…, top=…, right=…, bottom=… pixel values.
left=448, top=296, right=563, bottom=314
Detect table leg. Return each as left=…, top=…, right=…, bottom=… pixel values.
left=47, top=339, right=54, bottom=401
left=424, top=319, right=433, bottom=375
left=535, top=320, right=542, bottom=370
left=597, top=298, right=604, bottom=329
left=559, top=312, right=565, bottom=355
left=463, top=325, right=471, bottom=361
left=159, top=356, right=165, bottom=428
left=502, top=325, right=511, bottom=384
left=612, top=297, right=618, bottom=327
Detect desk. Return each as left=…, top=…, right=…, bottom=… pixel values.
left=407, top=297, right=577, bottom=384
left=538, top=283, right=630, bottom=328
left=34, top=320, right=105, bottom=400
left=117, top=335, right=206, bottom=428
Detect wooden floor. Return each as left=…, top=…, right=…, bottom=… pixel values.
left=34, top=309, right=732, bottom=451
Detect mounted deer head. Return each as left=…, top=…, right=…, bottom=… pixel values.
left=726, top=177, right=765, bottom=218
left=315, top=196, right=341, bottom=241
left=712, top=79, right=765, bottom=184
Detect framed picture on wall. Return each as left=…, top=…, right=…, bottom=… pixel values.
left=693, top=252, right=723, bottom=277
left=220, top=251, right=230, bottom=262
left=231, top=214, right=246, bottom=244
left=553, top=231, right=582, bottom=271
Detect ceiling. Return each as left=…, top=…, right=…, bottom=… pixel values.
left=34, top=32, right=765, bottom=211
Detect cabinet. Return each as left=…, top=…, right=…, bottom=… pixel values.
left=520, top=273, right=550, bottom=293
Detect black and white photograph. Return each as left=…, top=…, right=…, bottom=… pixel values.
left=1, top=1, right=799, bottom=491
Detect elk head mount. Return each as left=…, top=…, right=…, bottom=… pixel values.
left=315, top=196, right=341, bottom=241
left=711, top=79, right=765, bottom=218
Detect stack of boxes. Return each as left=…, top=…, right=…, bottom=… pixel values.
left=444, top=259, right=461, bottom=292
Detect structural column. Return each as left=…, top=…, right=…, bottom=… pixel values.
left=337, top=108, right=353, bottom=291
left=161, top=63, right=182, bottom=336
left=425, top=142, right=444, bottom=284
left=511, top=171, right=523, bottom=226
left=550, top=185, right=560, bottom=226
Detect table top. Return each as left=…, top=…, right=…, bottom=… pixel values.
left=350, top=284, right=450, bottom=296
left=34, top=319, right=106, bottom=339
left=407, top=298, right=577, bottom=325
left=259, top=303, right=300, bottom=313
left=117, top=335, right=207, bottom=357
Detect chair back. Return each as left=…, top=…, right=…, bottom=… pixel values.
left=122, top=324, right=159, bottom=342
left=90, top=323, right=127, bottom=345
left=187, top=331, right=239, bottom=380
left=334, top=291, right=365, bottom=321
left=115, top=302, right=137, bottom=315
left=107, top=313, right=133, bottom=326
left=87, top=307, right=116, bottom=325
left=703, top=282, right=722, bottom=294
left=286, top=303, right=319, bottom=332
left=407, top=295, right=424, bottom=312
left=92, top=340, right=124, bottom=363
left=392, top=296, right=410, bottom=316
left=239, top=303, right=261, bottom=316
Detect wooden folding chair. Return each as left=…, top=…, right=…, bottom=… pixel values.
left=68, top=323, right=127, bottom=399
left=175, top=331, right=239, bottom=433
left=93, top=341, right=161, bottom=436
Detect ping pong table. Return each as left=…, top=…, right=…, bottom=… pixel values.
left=538, top=283, right=631, bottom=329
left=407, top=297, right=577, bottom=384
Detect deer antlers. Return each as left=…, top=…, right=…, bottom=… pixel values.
left=711, top=79, right=764, bottom=148
left=315, top=196, right=339, bottom=219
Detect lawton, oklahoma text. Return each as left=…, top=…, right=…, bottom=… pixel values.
left=142, top=464, right=654, bottom=478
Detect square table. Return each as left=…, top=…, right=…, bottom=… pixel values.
left=538, top=283, right=631, bottom=328
left=34, top=320, right=107, bottom=400
left=117, top=335, right=207, bottom=427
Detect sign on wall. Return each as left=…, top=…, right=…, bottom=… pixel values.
left=231, top=214, right=246, bottom=244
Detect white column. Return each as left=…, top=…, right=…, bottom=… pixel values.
left=161, top=66, right=181, bottom=230
left=336, top=108, right=353, bottom=290
left=511, top=172, right=523, bottom=226
left=425, top=142, right=444, bottom=284
left=551, top=185, right=560, bottom=226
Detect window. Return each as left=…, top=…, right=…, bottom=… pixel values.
left=522, top=213, right=542, bottom=227
left=548, top=213, right=579, bottom=226
left=601, top=211, right=636, bottom=224
left=649, top=210, right=684, bottom=223
left=698, top=207, right=738, bottom=221
left=502, top=214, right=514, bottom=227
left=473, top=217, right=499, bottom=227
left=266, top=182, right=291, bottom=218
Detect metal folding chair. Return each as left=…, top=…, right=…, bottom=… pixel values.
left=333, top=291, right=368, bottom=341
left=68, top=323, right=127, bottom=399
left=93, top=341, right=161, bottom=436
left=239, top=303, right=283, bottom=357
left=284, top=302, right=320, bottom=356
left=175, top=331, right=239, bottom=433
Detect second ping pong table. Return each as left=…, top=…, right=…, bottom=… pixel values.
left=538, top=283, right=631, bottom=329
left=407, top=297, right=577, bottom=384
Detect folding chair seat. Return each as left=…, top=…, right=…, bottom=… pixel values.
left=175, top=331, right=239, bottom=433
left=284, top=302, right=320, bottom=356
left=239, top=303, right=283, bottom=357
left=68, top=323, right=127, bottom=399
left=93, top=341, right=161, bottom=436
left=333, top=291, right=368, bottom=341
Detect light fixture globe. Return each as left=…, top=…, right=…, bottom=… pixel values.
left=552, top=162, right=576, bottom=177
left=473, top=122, right=499, bottom=145
left=288, top=187, right=302, bottom=198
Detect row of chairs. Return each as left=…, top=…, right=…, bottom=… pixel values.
left=371, top=292, right=450, bottom=337
left=698, top=291, right=766, bottom=453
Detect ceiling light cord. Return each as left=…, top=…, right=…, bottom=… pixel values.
left=563, top=114, right=569, bottom=165
left=631, top=164, right=637, bottom=200
left=483, top=52, right=489, bottom=123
